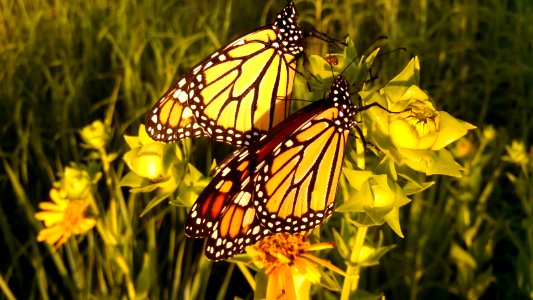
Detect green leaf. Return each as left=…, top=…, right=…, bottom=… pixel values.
left=397, top=168, right=435, bottom=195
left=383, top=207, right=404, bottom=237
left=332, top=228, right=349, bottom=259
left=134, top=253, right=152, bottom=300
left=427, top=149, right=465, bottom=177
left=375, top=157, right=398, bottom=181
left=343, top=36, right=358, bottom=61
left=162, top=143, right=182, bottom=172
left=254, top=269, right=269, bottom=300
left=347, top=213, right=384, bottom=228
left=122, top=148, right=140, bottom=170
left=351, top=290, right=386, bottom=300
left=401, top=179, right=435, bottom=196
left=360, top=244, right=397, bottom=267
left=389, top=57, right=420, bottom=87
left=450, top=242, right=477, bottom=269
left=130, top=182, right=160, bottom=193
left=124, top=134, right=141, bottom=149
left=319, top=269, right=341, bottom=292
left=401, top=148, right=464, bottom=177
left=118, top=171, right=145, bottom=188
left=342, top=168, right=373, bottom=190
left=140, top=191, right=174, bottom=217
left=431, top=111, right=477, bottom=150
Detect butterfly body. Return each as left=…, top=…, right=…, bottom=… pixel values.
left=146, top=3, right=303, bottom=146
left=185, top=76, right=359, bottom=260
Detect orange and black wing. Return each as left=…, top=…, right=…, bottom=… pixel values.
left=184, top=149, right=252, bottom=238
left=204, top=189, right=270, bottom=260
left=252, top=76, right=357, bottom=233
left=185, top=76, right=357, bottom=261
left=185, top=147, right=271, bottom=261
left=145, top=2, right=303, bottom=146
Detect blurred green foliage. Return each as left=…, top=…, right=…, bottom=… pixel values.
left=1, top=0, right=531, bottom=298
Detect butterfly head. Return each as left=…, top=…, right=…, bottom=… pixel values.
left=273, top=2, right=304, bottom=56
left=330, top=76, right=358, bottom=130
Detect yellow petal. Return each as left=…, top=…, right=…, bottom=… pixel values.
left=54, top=234, right=71, bottom=249
left=431, top=111, right=476, bottom=150
left=267, top=265, right=296, bottom=300
left=389, top=119, right=419, bottom=148
left=49, top=188, right=68, bottom=203
left=72, top=219, right=96, bottom=234
left=37, top=226, right=67, bottom=244
left=38, top=201, right=65, bottom=211
left=292, top=257, right=321, bottom=283
left=34, top=211, right=64, bottom=226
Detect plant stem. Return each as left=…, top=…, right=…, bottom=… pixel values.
left=341, top=226, right=368, bottom=300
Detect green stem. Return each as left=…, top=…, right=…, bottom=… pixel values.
left=340, top=119, right=369, bottom=299
left=341, top=226, right=368, bottom=300
left=99, top=149, right=114, bottom=197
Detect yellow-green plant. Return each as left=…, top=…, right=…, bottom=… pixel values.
left=121, top=37, right=475, bottom=299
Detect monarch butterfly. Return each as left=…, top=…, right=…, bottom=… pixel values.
left=145, top=2, right=304, bottom=146
left=185, top=75, right=358, bottom=260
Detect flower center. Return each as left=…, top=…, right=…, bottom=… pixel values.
left=404, top=100, right=439, bottom=136
left=63, top=200, right=88, bottom=228
left=255, top=234, right=309, bottom=273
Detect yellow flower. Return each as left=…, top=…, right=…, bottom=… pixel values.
left=248, top=233, right=338, bottom=300
left=341, top=169, right=411, bottom=237
left=453, top=137, right=474, bottom=158
left=482, top=126, right=496, bottom=143
left=80, top=120, right=111, bottom=150
left=59, top=166, right=92, bottom=199
left=503, top=140, right=529, bottom=166
left=123, top=124, right=178, bottom=181
left=385, top=86, right=473, bottom=151
left=360, top=57, right=475, bottom=176
left=34, top=188, right=96, bottom=249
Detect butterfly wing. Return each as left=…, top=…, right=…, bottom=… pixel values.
left=185, top=76, right=357, bottom=260
left=184, top=148, right=252, bottom=238
left=252, top=76, right=357, bottom=233
left=204, top=189, right=270, bottom=261
left=145, top=3, right=303, bottom=146
left=185, top=147, right=272, bottom=260
left=145, top=77, right=205, bottom=142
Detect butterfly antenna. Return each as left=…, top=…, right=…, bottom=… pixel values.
left=376, top=47, right=408, bottom=58
left=365, top=35, right=388, bottom=50
left=307, top=29, right=347, bottom=50
left=358, top=101, right=411, bottom=115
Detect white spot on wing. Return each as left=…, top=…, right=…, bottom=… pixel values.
left=182, top=107, right=194, bottom=119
